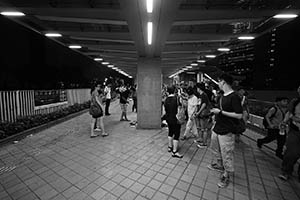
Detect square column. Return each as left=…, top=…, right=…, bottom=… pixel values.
left=137, top=57, right=162, bottom=129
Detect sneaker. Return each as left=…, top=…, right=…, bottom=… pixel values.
left=197, top=143, right=207, bottom=148
left=168, top=146, right=173, bottom=152
left=102, top=132, right=109, bottom=137
left=257, top=139, right=262, bottom=148
left=193, top=139, right=202, bottom=144
left=181, top=135, right=187, bottom=140
left=278, top=173, right=289, bottom=181
left=172, top=151, right=183, bottom=158
left=207, top=163, right=225, bottom=172
left=94, top=128, right=102, bottom=132
left=217, top=174, right=230, bottom=188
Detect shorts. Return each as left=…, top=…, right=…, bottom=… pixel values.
left=120, top=103, right=127, bottom=112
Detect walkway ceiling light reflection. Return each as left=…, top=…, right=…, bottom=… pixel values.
left=69, top=45, right=82, bottom=49
left=238, top=36, right=255, bottom=40
left=197, top=60, right=206, bottom=63
left=45, top=33, right=62, bottom=37
left=102, top=62, right=109, bottom=65
left=146, top=0, right=153, bottom=13
left=217, top=48, right=230, bottom=52
left=205, top=55, right=216, bottom=58
left=94, top=58, right=103, bottom=61
left=0, top=11, right=25, bottom=16
left=147, top=22, right=153, bottom=45
left=273, top=14, right=298, bottom=19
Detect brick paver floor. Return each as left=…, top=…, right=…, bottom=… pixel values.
left=0, top=101, right=300, bottom=200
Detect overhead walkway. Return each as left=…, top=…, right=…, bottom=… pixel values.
left=0, top=101, right=299, bottom=200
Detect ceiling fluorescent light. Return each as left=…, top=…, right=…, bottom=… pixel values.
left=107, top=65, right=114, bottom=68
left=102, top=62, right=109, bottom=65
left=147, top=22, right=153, bottom=45
left=146, top=0, right=153, bottom=13
left=238, top=36, right=255, bottom=40
left=45, top=33, right=62, bottom=37
left=197, top=60, right=206, bottom=63
left=205, top=55, right=216, bottom=58
left=69, top=45, right=82, bottom=49
left=0, top=11, right=25, bottom=16
left=191, top=63, right=198, bottom=66
left=217, top=48, right=230, bottom=52
left=273, top=14, right=298, bottom=19
left=94, top=58, right=103, bottom=61
left=186, top=65, right=192, bottom=68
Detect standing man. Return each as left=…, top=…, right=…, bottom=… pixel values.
left=116, top=79, right=130, bottom=121
left=209, top=73, right=243, bottom=188
left=104, top=82, right=112, bottom=116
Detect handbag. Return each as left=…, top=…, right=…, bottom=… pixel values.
left=176, top=97, right=186, bottom=124
left=89, top=103, right=103, bottom=118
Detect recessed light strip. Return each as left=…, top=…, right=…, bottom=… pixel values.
left=147, top=22, right=153, bottom=45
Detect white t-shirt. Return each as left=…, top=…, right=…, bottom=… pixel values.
left=104, top=86, right=111, bottom=99
left=187, top=95, right=198, bottom=117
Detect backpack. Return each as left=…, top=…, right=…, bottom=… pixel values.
left=262, top=106, right=278, bottom=129
left=176, top=96, right=186, bottom=124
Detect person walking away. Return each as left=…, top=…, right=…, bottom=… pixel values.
left=90, top=84, right=108, bottom=137
left=209, top=73, right=243, bottom=188
left=181, top=87, right=199, bottom=140
left=278, top=98, right=300, bottom=181
left=257, top=97, right=289, bottom=159
left=104, top=83, right=112, bottom=116
left=163, top=86, right=183, bottom=158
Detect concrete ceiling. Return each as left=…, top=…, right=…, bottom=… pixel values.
left=1, top=0, right=300, bottom=78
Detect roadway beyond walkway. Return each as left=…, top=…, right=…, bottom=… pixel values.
left=0, top=101, right=299, bottom=200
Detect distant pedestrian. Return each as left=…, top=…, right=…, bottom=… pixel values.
left=116, top=79, right=130, bottom=121
left=104, top=82, right=112, bottom=116
left=89, top=84, right=108, bottom=137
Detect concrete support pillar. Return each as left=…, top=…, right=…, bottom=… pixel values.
left=137, top=57, right=162, bottom=129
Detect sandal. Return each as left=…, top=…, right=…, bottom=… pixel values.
left=172, top=151, right=183, bottom=158
left=168, top=146, right=173, bottom=152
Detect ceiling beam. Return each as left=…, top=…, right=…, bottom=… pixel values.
left=70, top=36, right=134, bottom=44
left=167, top=33, right=237, bottom=43
left=3, top=7, right=125, bottom=21
left=174, top=9, right=300, bottom=22
left=35, top=15, right=127, bottom=25
left=83, top=44, right=136, bottom=52
left=173, top=18, right=262, bottom=26
left=56, top=31, right=132, bottom=41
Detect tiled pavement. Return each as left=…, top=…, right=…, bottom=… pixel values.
left=0, top=101, right=300, bottom=200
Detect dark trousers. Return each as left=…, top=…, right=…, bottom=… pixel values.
left=260, top=128, right=286, bottom=156
left=282, top=129, right=300, bottom=175
left=105, top=99, right=111, bottom=115
left=132, top=97, right=137, bottom=112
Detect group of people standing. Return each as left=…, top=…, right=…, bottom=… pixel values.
left=163, top=73, right=246, bottom=188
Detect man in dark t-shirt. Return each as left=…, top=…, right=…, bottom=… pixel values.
left=116, top=80, right=130, bottom=121
left=209, top=73, right=243, bottom=188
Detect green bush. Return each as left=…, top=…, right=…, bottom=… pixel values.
left=0, top=101, right=90, bottom=139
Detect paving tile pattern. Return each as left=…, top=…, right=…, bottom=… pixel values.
left=0, top=101, right=299, bottom=200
